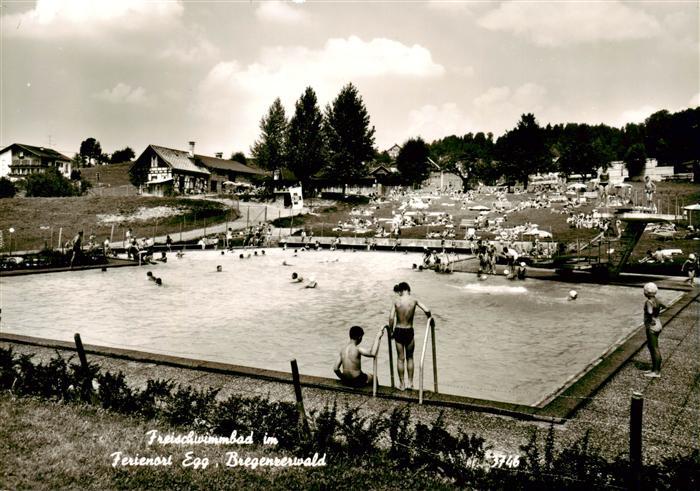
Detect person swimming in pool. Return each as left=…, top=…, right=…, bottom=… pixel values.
left=333, top=325, right=384, bottom=387
left=291, top=272, right=303, bottom=283
left=389, top=282, right=433, bottom=391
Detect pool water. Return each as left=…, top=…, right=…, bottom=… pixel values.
left=0, top=249, right=679, bottom=405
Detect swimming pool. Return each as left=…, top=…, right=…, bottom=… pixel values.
left=0, top=249, right=680, bottom=405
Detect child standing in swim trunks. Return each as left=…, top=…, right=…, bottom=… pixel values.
left=333, top=326, right=383, bottom=387
left=389, top=282, right=433, bottom=391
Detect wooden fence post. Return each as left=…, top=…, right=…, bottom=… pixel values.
left=74, top=333, right=92, bottom=397
left=630, top=391, right=643, bottom=491
left=290, top=359, right=310, bottom=438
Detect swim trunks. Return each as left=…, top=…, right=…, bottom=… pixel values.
left=342, top=372, right=369, bottom=388
left=393, top=326, right=414, bottom=345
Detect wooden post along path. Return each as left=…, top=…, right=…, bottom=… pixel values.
left=290, top=359, right=310, bottom=438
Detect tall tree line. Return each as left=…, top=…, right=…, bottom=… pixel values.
left=429, top=107, right=699, bottom=188
left=250, top=83, right=376, bottom=193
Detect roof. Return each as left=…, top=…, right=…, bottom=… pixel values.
left=196, top=154, right=266, bottom=176
left=150, top=145, right=210, bottom=175
left=0, top=143, right=71, bottom=161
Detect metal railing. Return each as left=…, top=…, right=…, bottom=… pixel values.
left=419, top=317, right=438, bottom=404
left=372, top=324, right=395, bottom=397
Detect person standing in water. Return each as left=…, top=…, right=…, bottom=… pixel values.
left=389, top=282, right=433, bottom=391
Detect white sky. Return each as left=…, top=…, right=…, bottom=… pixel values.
left=1, top=0, right=698, bottom=157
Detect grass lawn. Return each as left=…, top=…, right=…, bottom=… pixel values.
left=0, top=197, right=237, bottom=252
left=0, top=393, right=447, bottom=490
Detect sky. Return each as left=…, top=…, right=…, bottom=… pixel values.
left=1, top=0, right=698, bottom=158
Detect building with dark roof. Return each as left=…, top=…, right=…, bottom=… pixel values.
left=132, top=142, right=266, bottom=196
left=0, top=143, right=72, bottom=180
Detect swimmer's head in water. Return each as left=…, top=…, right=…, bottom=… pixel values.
left=261, top=250, right=265, bottom=255
left=349, top=325, right=364, bottom=341
left=216, top=265, right=222, bottom=272
left=147, top=271, right=153, bottom=277
left=569, top=290, right=578, bottom=300
left=412, top=264, right=417, bottom=269
left=294, top=249, right=298, bottom=253
left=155, top=278, right=162, bottom=286
left=292, top=272, right=298, bottom=280
left=221, top=251, right=224, bottom=255
left=254, top=251, right=258, bottom=255
left=644, top=282, right=658, bottom=296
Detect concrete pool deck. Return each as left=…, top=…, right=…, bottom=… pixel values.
left=1, top=287, right=697, bottom=463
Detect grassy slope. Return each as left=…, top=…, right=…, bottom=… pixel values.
left=0, top=394, right=447, bottom=490
left=0, top=197, right=237, bottom=251
left=81, top=163, right=134, bottom=188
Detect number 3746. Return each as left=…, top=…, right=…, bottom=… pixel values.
left=484, top=450, right=520, bottom=468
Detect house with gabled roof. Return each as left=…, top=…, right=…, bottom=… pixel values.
left=131, top=142, right=267, bottom=196
left=386, top=143, right=401, bottom=160
left=0, top=143, right=72, bottom=180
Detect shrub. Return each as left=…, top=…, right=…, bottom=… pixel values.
left=96, top=371, right=138, bottom=413
left=162, top=385, right=219, bottom=429
left=309, top=401, right=341, bottom=454
left=338, top=406, right=388, bottom=457
left=136, top=379, right=175, bottom=419
left=0, top=177, right=16, bottom=198
left=25, top=168, right=78, bottom=197
left=387, top=405, right=413, bottom=464
left=0, top=347, right=17, bottom=389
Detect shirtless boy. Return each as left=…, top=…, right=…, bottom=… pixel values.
left=333, top=326, right=383, bottom=387
left=389, top=282, right=433, bottom=390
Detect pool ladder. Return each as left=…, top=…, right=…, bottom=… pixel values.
left=372, top=318, right=438, bottom=404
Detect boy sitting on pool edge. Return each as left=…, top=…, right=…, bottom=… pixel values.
left=333, top=325, right=384, bottom=387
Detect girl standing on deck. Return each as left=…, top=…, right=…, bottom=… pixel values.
left=643, top=282, right=665, bottom=378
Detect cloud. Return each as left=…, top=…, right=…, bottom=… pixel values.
left=471, top=83, right=549, bottom=134
left=93, top=83, right=151, bottom=106
left=160, top=35, right=220, bottom=64
left=256, top=0, right=308, bottom=25
left=2, top=0, right=183, bottom=39
left=426, top=1, right=475, bottom=14
left=193, top=36, right=444, bottom=149
left=405, top=103, right=475, bottom=143
left=615, top=105, right=657, bottom=126
left=477, top=1, right=661, bottom=47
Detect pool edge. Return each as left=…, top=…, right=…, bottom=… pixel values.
left=1, top=288, right=697, bottom=422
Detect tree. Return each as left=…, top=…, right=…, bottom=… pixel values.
left=323, top=83, right=376, bottom=182
left=396, top=137, right=431, bottom=186
left=24, top=168, right=79, bottom=197
left=286, top=87, right=326, bottom=189
left=556, top=124, right=613, bottom=176
left=79, top=137, right=103, bottom=166
left=250, top=98, right=288, bottom=171
left=625, top=143, right=647, bottom=178
left=111, top=147, right=135, bottom=164
left=495, top=113, right=551, bottom=189
left=230, top=152, right=248, bottom=165
left=0, top=177, right=16, bottom=198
